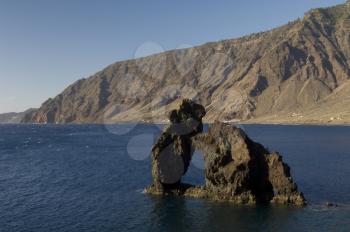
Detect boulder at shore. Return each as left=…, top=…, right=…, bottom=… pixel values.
left=145, top=99, right=306, bottom=206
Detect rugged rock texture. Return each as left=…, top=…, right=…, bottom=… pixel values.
left=191, top=122, right=306, bottom=205
left=146, top=100, right=306, bottom=206
left=149, top=99, right=205, bottom=192
left=22, top=2, right=350, bottom=124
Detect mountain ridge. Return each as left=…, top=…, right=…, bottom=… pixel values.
left=22, top=2, right=350, bottom=124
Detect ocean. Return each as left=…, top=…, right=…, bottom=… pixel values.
left=1, top=124, right=350, bottom=231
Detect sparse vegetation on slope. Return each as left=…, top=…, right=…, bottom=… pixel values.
left=23, top=2, right=350, bottom=124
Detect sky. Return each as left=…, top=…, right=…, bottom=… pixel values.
left=0, top=0, right=346, bottom=113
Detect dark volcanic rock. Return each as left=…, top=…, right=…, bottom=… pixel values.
left=149, top=99, right=206, bottom=193
left=146, top=100, right=306, bottom=206
left=191, top=122, right=306, bottom=205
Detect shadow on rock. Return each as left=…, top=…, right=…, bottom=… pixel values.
left=145, top=99, right=306, bottom=206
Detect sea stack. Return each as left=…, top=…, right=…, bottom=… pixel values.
left=146, top=99, right=306, bottom=206
left=149, top=99, right=206, bottom=192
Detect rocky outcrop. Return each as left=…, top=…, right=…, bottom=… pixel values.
left=149, top=99, right=206, bottom=192
left=22, top=2, right=350, bottom=125
left=146, top=100, right=306, bottom=206
left=191, top=122, right=306, bottom=205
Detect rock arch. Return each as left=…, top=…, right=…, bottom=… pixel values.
left=145, top=99, right=306, bottom=206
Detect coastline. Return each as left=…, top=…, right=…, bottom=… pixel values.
left=3, top=120, right=350, bottom=126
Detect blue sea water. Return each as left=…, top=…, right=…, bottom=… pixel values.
left=1, top=124, right=350, bottom=232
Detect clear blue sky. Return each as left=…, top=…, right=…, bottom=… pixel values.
left=0, top=0, right=345, bottom=113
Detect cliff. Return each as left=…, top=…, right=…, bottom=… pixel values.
left=23, top=2, right=350, bottom=124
